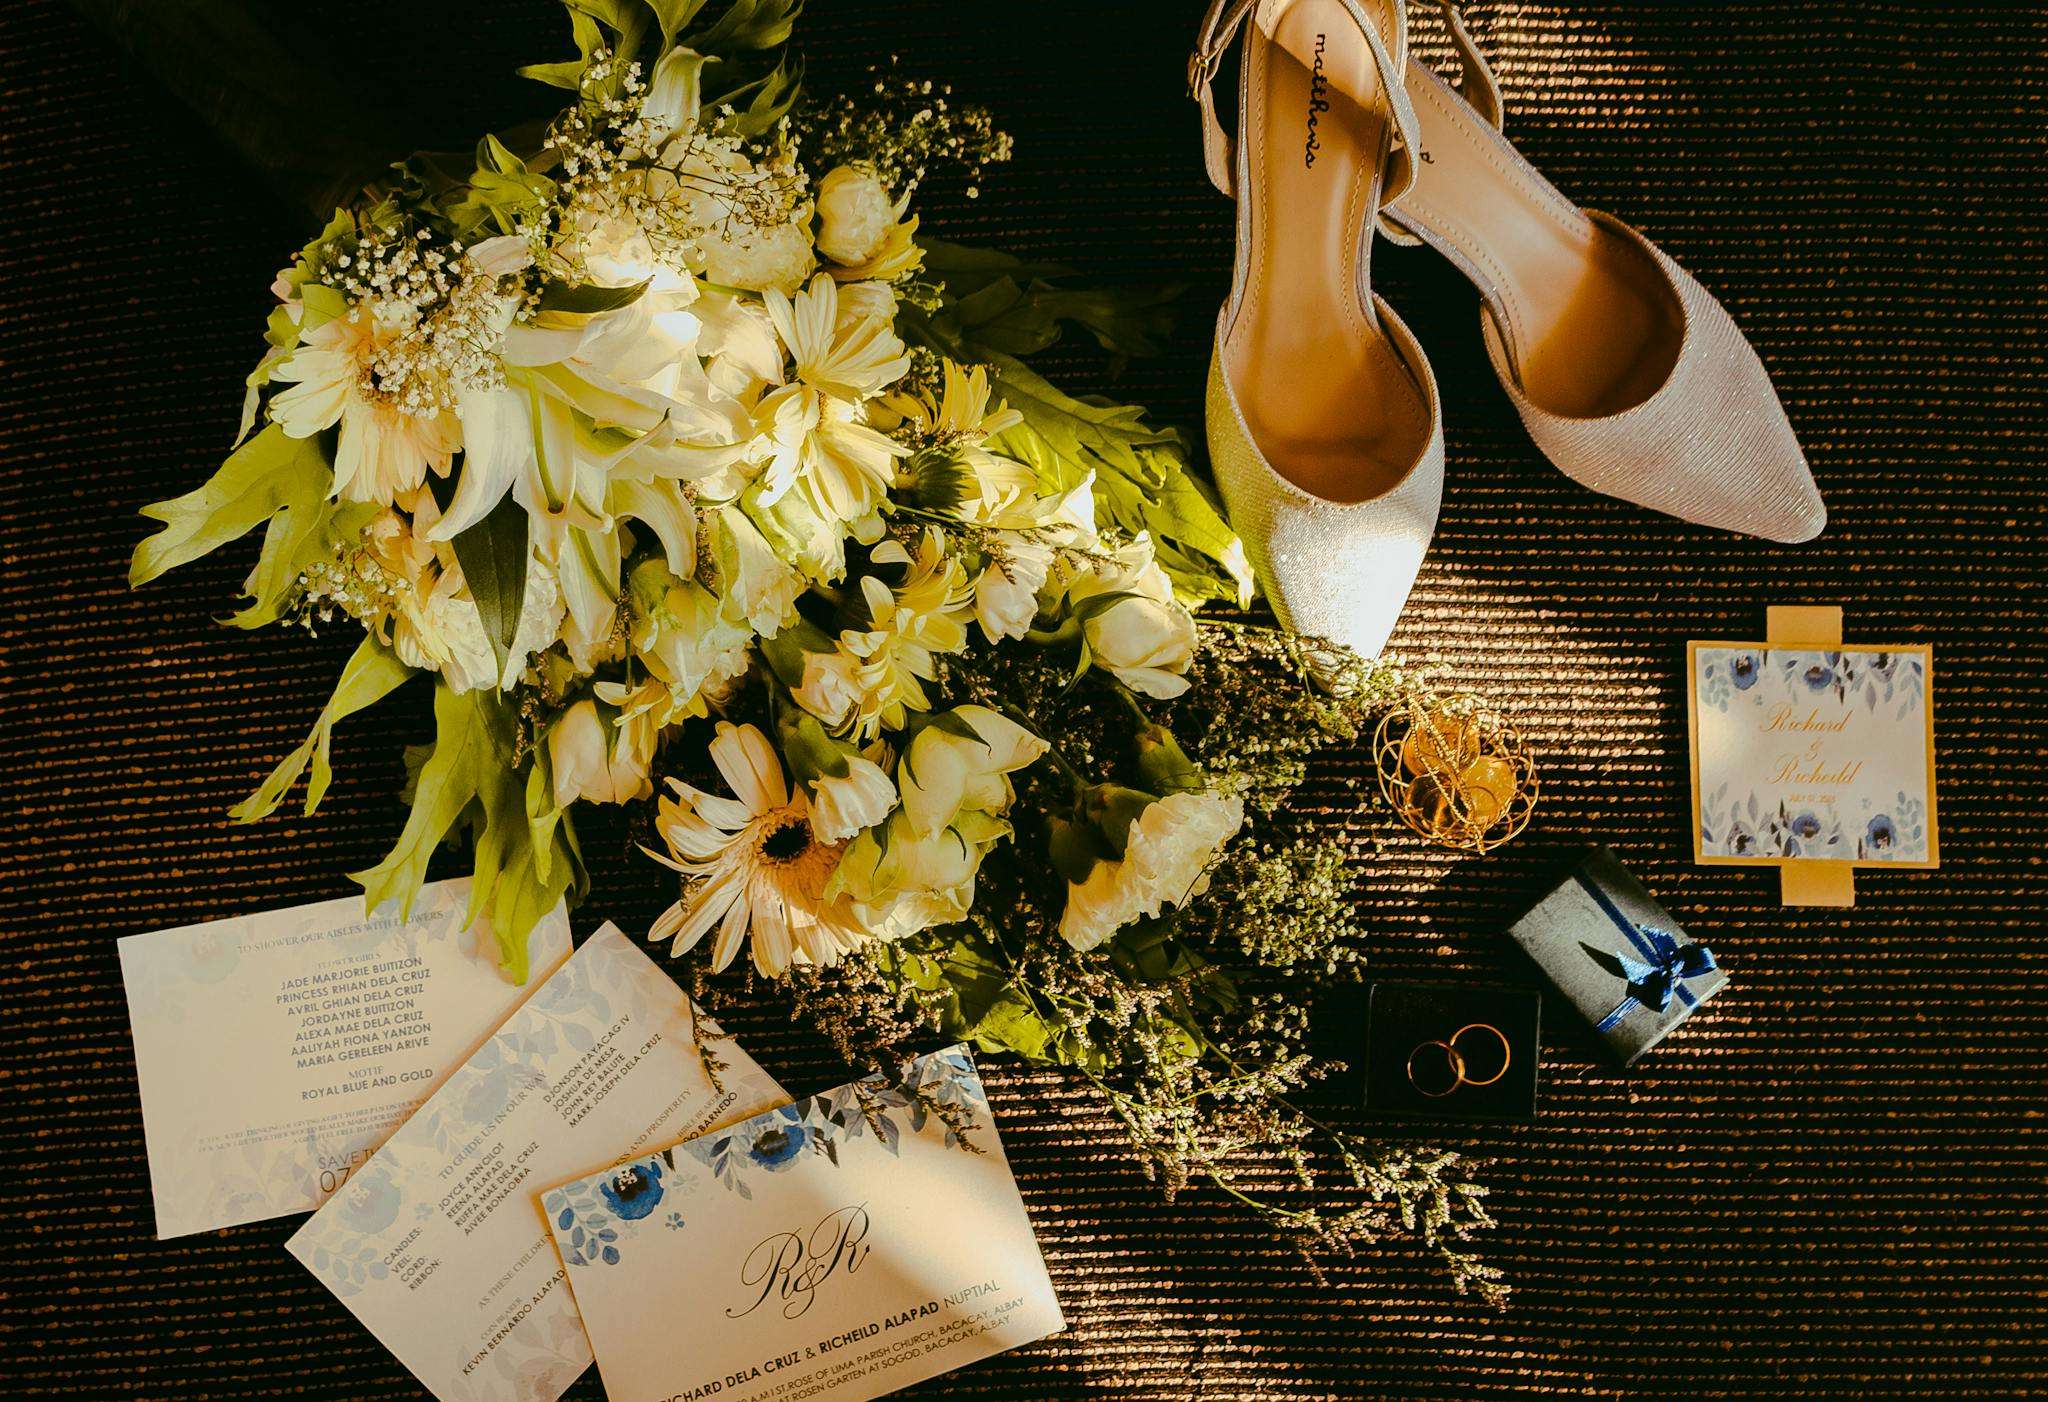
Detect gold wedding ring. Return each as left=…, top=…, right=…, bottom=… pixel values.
left=1449, top=1022, right=1511, bottom=1087
left=1404, top=1022, right=1511, bottom=1096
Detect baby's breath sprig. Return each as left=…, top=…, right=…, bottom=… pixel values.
left=294, top=540, right=409, bottom=635
left=538, top=47, right=809, bottom=286
left=796, top=60, right=1013, bottom=200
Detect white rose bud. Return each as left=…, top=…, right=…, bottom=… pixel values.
left=1085, top=592, right=1196, bottom=698
left=794, top=648, right=862, bottom=730
left=701, top=218, right=816, bottom=295
left=1064, top=535, right=1196, bottom=698
left=809, top=754, right=898, bottom=843
left=549, top=699, right=653, bottom=807
left=814, top=165, right=899, bottom=266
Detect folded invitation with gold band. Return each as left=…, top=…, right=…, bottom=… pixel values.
left=1688, top=641, right=1937, bottom=871
left=287, top=923, right=787, bottom=1402
left=118, top=879, right=571, bottom=1239
left=542, top=1045, right=1065, bottom=1402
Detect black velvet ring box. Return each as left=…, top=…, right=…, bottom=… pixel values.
left=1361, top=982, right=1541, bottom=1123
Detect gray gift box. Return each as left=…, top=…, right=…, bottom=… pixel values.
left=1507, top=846, right=1726, bottom=1065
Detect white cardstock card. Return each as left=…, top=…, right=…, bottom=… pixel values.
left=118, top=878, right=571, bottom=1239
left=1689, top=643, right=1938, bottom=867
left=543, top=1044, right=1064, bottom=1402
left=287, top=923, right=787, bottom=1402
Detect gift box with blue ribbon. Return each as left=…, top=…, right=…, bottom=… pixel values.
left=1507, top=846, right=1726, bottom=1065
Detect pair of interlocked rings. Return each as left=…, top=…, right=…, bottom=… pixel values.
left=1404, top=1023, right=1512, bottom=1097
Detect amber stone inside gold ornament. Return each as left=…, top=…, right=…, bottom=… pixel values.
left=1373, top=696, right=1537, bottom=852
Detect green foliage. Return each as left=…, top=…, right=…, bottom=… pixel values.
left=446, top=495, right=530, bottom=680
left=691, top=0, right=802, bottom=54
left=900, top=249, right=1253, bottom=610
left=915, top=239, right=1180, bottom=361
left=351, top=684, right=585, bottom=980
left=534, top=276, right=652, bottom=315
left=445, top=135, right=559, bottom=237
left=228, top=495, right=378, bottom=631
left=232, top=637, right=417, bottom=822
left=990, top=357, right=1250, bottom=609
left=129, top=425, right=330, bottom=588
left=520, top=8, right=609, bottom=90
left=717, top=53, right=805, bottom=139
left=522, top=0, right=804, bottom=135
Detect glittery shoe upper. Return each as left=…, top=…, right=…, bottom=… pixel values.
left=1206, top=299, right=1445, bottom=659
left=1478, top=211, right=1826, bottom=544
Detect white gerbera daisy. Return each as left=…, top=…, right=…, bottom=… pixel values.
left=644, top=722, right=873, bottom=976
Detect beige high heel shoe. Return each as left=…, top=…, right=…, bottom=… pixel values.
left=1385, top=0, right=1827, bottom=542
left=1195, top=0, right=1445, bottom=660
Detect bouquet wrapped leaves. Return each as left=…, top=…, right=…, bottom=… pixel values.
left=128, top=0, right=1503, bottom=1301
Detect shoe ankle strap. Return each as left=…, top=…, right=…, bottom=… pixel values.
left=1413, top=0, right=1503, bottom=129
left=1374, top=0, right=1501, bottom=248
left=1188, top=0, right=1425, bottom=213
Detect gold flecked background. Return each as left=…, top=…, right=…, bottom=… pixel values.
left=4, top=1, right=2044, bottom=1396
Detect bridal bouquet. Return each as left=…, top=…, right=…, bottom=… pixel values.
left=129, top=0, right=1500, bottom=1300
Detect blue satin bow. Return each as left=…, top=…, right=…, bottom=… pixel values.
left=1573, top=872, right=1718, bottom=1034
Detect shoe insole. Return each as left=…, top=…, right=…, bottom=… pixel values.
left=1223, top=0, right=1431, bottom=504
left=1395, top=61, right=1684, bottom=418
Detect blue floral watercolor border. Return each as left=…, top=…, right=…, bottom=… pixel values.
left=543, top=1045, right=987, bottom=1270
left=1696, top=647, right=1930, bottom=862
left=1697, top=647, right=1924, bottom=722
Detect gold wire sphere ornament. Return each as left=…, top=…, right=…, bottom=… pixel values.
left=1372, top=694, right=1538, bottom=853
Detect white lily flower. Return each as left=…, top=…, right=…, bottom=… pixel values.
left=642, top=46, right=706, bottom=148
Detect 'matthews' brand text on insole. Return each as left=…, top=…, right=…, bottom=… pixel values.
left=1304, top=33, right=1328, bottom=166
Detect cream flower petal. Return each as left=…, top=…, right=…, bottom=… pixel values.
left=657, top=809, right=742, bottom=863
left=430, top=383, right=531, bottom=540
left=750, top=892, right=794, bottom=976
left=709, top=721, right=788, bottom=813
left=709, top=885, right=753, bottom=972
left=685, top=792, right=756, bottom=834
left=664, top=864, right=746, bottom=956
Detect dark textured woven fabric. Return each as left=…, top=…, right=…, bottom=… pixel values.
left=5, top=1, right=2045, bottom=1396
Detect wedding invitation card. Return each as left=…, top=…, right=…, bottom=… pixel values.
left=542, top=1044, right=1063, bottom=1402
left=288, top=923, right=787, bottom=1402
left=1688, top=643, right=1938, bottom=867
left=119, top=879, right=571, bottom=1239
